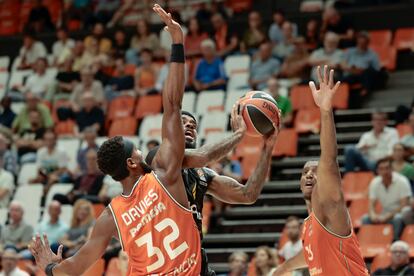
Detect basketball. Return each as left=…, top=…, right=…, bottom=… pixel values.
left=238, top=91, right=280, bottom=137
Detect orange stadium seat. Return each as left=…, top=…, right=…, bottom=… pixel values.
left=68, top=19, right=81, bottom=31
left=109, top=117, right=137, bottom=137
left=396, top=123, right=412, bottom=138
left=332, top=83, right=350, bottom=109
left=55, top=120, right=77, bottom=137
left=371, top=45, right=397, bottom=71
left=393, top=28, right=414, bottom=50
left=342, top=171, right=374, bottom=201
left=106, top=258, right=122, bottom=276
left=135, top=94, right=162, bottom=120
left=358, top=224, right=393, bottom=258
left=370, top=251, right=391, bottom=273
left=290, top=85, right=316, bottom=111
left=241, top=152, right=261, bottom=180
left=349, top=198, right=382, bottom=229
left=0, top=19, right=18, bottom=36
left=294, top=108, right=321, bottom=134
left=124, top=64, right=137, bottom=76
left=369, top=30, right=392, bottom=48
left=273, top=128, right=298, bottom=157
left=82, top=259, right=105, bottom=276
left=401, top=225, right=414, bottom=256
left=108, top=95, right=136, bottom=121
left=235, top=135, right=263, bottom=158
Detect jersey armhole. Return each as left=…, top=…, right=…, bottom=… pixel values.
left=108, top=204, right=125, bottom=251
left=312, top=212, right=353, bottom=239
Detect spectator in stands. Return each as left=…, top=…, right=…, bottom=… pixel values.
left=98, top=175, right=122, bottom=205
left=193, top=39, right=227, bottom=92
left=93, top=0, right=120, bottom=25
left=17, top=33, right=47, bottom=70
left=75, top=92, right=105, bottom=135
left=254, top=246, right=277, bottom=276
left=304, top=19, right=319, bottom=51
left=111, top=29, right=129, bottom=58
left=217, top=251, right=248, bottom=276
left=15, top=110, right=45, bottom=163
left=272, top=21, right=296, bottom=60
left=58, top=199, right=95, bottom=257
left=372, top=240, right=414, bottom=275
left=392, top=143, right=414, bottom=182
left=279, top=216, right=302, bottom=261
left=278, top=37, right=310, bottom=80
left=401, top=112, right=414, bottom=157
left=12, top=93, right=53, bottom=135
left=0, top=156, right=14, bottom=208
left=185, top=17, right=209, bottom=57
left=241, top=11, right=267, bottom=53
left=146, top=139, right=160, bottom=152
left=79, top=37, right=109, bottom=70
left=127, top=19, right=161, bottom=65
left=71, top=40, right=86, bottom=72
left=209, top=152, right=243, bottom=183
left=105, top=57, right=135, bottom=100
left=54, top=149, right=104, bottom=205
left=52, top=28, right=75, bottom=66
left=84, top=22, right=112, bottom=55
left=36, top=201, right=69, bottom=245
left=26, top=0, right=54, bottom=33
left=30, top=130, right=70, bottom=192
left=249, top=42, right=281, bottom=90
left=23, top=58, right=52, bottom=99
left=268, top=10, right=298, bottom=44
left=0, top=96, right=16, bottom=129
left=341, top=31, right=382, bottom=96
left=134, top=49, right=158, bottom=95
left=60, top=0, right=93, bottom=30
left=0, top=247, right=30, bottom=276
left=48, top=57, right=80, bottom=101
left=0, top=133, right=18, bottom=175
left=210, top=13, right=239, bottom=57
left=309, top=32, right=343, bottom=82
left=0, top=201, right=33, bottom=251
left=76, top=127, right=98, bottom=175
left=320, top=6, right=354, bottom=47
left=344, top=111, right=399, bottom=172
left=362, top=158, right=411, bottom=241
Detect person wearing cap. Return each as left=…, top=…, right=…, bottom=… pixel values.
left=373, top=240, right=414, bottom=275
left=0, top=247, right=30, bottom=276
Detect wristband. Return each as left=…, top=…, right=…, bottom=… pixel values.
left=170, top=44, right=185, bottom=63
left=45, top=263, right=57, bottom=276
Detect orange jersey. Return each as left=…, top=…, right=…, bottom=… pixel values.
left=109, top=172, right=201, bottom=275
left=302, top=213, right=368, bottom=276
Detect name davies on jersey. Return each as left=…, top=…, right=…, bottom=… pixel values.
left=120, top=189, right=166, bottom=237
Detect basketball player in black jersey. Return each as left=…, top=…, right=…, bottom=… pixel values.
left=146, top=104, right=280, bottom=275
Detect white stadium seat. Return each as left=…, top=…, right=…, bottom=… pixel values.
left=139, top=114, right=163, bottom=139
left=195, top=90, right=225, bottom=115
left=0, top=56, right=10, bottom=71
left=8, top=69, right=32, bottom=89
left=57, top=138, right=81, bottom=172
left=0, top=208, right=8, bottom=225
left=202, top=131, right=232, bottom=147
left=18, top=163, right=38, bottom=186
left=227, top=72, right=249, bottom=91
left=11, top=57, right=21, bottom=71
left=0, top=72, right=9, bottom=98
left=45, top=183, right=74, bottom=208
left=14, top=184, right=43, bottom=226
left=182, top=91, right=197, bottom=113
left=11, top=102, right=26, bottom=114
left=198, top=111, right=229, bottom=137
left=224, top=55, right=250, bottom=76
left=225, top=90, right=247, bottom=113
left=46, top=67, right=58, bottom=80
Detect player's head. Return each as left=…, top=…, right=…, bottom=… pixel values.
left=97, top=136, right=152, bottom=181
left=182, top=111, right=198, bottom=149
left=285, top=216, right=301, bottom=241
left=300, top=160, right=318, bottom=200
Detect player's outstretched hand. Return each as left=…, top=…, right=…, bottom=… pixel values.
left=29, top=234, right=63, bottom=271
left=153, top=4, right=183, bottom=43
left=230, top=103, right=247, bottom=135
left=309, top=65, right=341, bottom=112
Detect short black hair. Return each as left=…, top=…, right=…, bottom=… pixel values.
left=375, top=157, right=392, bottom=171
left=97, top=136, right=130, bottom=181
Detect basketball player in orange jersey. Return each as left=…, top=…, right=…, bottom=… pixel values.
left=29, top=4, right=202, bottom=275
left=273, top=66, right=369, bottom=276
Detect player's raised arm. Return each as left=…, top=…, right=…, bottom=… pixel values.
left=309, top=65, right=351, bottom=236
left=151, top=4, right=186, bottom=185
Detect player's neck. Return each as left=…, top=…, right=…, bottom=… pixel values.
left=121, top=173, right=144, bottom=195
left=305, top=199, right=312, bottom=214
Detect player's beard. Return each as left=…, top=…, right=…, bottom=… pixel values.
left=185, top=140, right=197, bottom=149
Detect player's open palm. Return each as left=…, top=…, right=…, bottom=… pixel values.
left=309, top=65, right=341, bottom=112
left=153, top=4, right=183, bottom=43
left=29, top=234, right=63, bottom=271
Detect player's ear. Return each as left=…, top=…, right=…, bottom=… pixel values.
left=126, top=158, right=137, bottom=168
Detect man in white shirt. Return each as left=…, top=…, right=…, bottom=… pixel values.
left=345, top=111, right=399, bottom=172
left=36, top=201, right=69, bottom=244
left=52, top=28, right=75, bottom=66
left=0, top=158, right=14, bottom=208
left=18, top=33, right=47, bottom=70
left=278, top=216, right=304, bottom=276
left=23, top=58, right=54, bottom=98
left=362, top=158, right=412, bottom=241
left=0, top=248, right=30, bottom=276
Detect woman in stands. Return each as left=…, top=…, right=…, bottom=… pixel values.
left=254, top=246, right=278, bottom=276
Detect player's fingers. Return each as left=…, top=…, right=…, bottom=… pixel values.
left=309, top=81, right=317, bottom=94
left=43, top=234, right=50, bottom=249
left=57, top=245, right=63, bottom=258
left=323, top=65, right=328, bottom=84
left=238, top=103, right=245, bottom=116
left=333, top=81, right=341, bottom=92
left=316, top=66, right=322, bottom=84
left=329, top=69, right=334, bottom=88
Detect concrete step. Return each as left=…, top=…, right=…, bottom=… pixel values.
left=273, top=156, right=344, bottom=168
left=219, top=218, right=286, bottom=233
left=203, top=232, right=280, bottom=246
left=262, top=180, right=299, bottom=192
left=223, top=205, right=308, bottom=219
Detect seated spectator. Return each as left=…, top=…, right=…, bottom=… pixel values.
left=392, top=143, right=414, bottom=183
left=278, top=216, right=302, bottom=262
left=0, top=157, right=14, bottom=208
left=345, top=111, right=399, bottom=172
left=309, top=32, right=343, bottom=82
left=304, top=19, right=319, bottom=51
left=373, top=241, right=414, bottom=275
left=75, top=93, right=105, bottom=135
left=48, top=58, right=80, bottom=102
left=54, top=149, right=104, bottom=205
left=12, top=92, right=53, bottom=134
left=341, top=32, right=382, bottom=96
left=0, top=247, right=30, bottom=276
left=0, top=133, right=18, bottom=175
left=72, top=41, right=86, bottom=72
left=185, top=17, right=209, bottom=57
left=210, top=13, right=239, bottom=57
left=52, top=28, right=75, bottom=66
left=268, top=10, right=298, bottom=44
left=79, top=37, right=109, bottom=70
left=272, top=21, right=296, bottom=60
left=193, top=39, right=227, bottom=92
left=76, top=127, right=99, bottom=175
left=84, top=22, right=112, bottom=55
left=98, top=175, right=123, bottom=205
left=94, top=0, right=120, bottom=25
left=26, top=0, right=54, bottom=33
left=146, top=139, right=160, bottom=152
left=362, top=158, right=411, bottom=241
left=242, top=11, right=267, bottom=53
left=22, top=58, right=53, bottom=99
left=320, top=6, right=354, bottom=48
left=126, top=19, right=161, bottom=65
left=278, top=37, right=310, bottom=80
left=401, top=112, right=414, bottom=157
left=249, top=42, right=281, bottom=90
left=58, top=199, right=95, bottom=257
left=36, top=201, right=69, bottom=245
left=0, top=201, right=33, bottom=251
left=29, top=130, right=70, bottom=193
left=254, top=246, right=277, bottom=276
left=17, top=33, right=47, bottom=70
left=134, top=49, right=159, bottom=96
left=0, top=97, right=16, bottom=129
left=217, top=251, right=248, bottom=276
left=105, top=57, right=135, bottom=100
left=15, top=110, right=45, bottom=163
left=111, top=29, right=129, bottom=58
left=395, top=98, right=414, bottom=125
left=267, top=78, right=293, bottom=127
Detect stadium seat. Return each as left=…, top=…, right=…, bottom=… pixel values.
left=108, top=95, right=136, bottom=121
left=45, top=183, right=74, bottom=208
left=8, top=69, right=32, bottom=89
left=294, top=108, right=321, bottom=134
left=82, top=259, right=105, bottom=276
left=235, top=135, right=263, bottom=158
left=93, top=204, right=105, bottom=218
left=57, top=138, right=80, bottom=171
left=182, top=91, right=197, bottom=113
left=224, top=55, right=250, bottom=76
left=370, top=45, right=397, bottom=71
left=358, top=224, right=393, bottom=258
left=393, top=28, right=414, bottom=50
left=332, top=83, right=349, bottom=109
left=273, top=128, right=298, bottom=157
left=0, top=72, right=9, bottom=97
left=342, top=172, right=374, bottom=201
left=290, top=85, right=316, bottom=111
left=0, top=19, right=18, bottom=36
left=55, top=120, right=77, bottom=137
left=135, top=94, right=162, bottom=119
left=198, top=112, right=229, bottom=137
left=396, top=123, right=412, bottom=138
left=18, top=163, right=38, bottom=186
left=369, top=30, right=392, bottom=48
left=0, top=56, right=10, bottom=71
left=124, top=64, right=136, bottom=76
left=0, top=208, right=8, bottom=225
left=224, top=90, right=246, bottom=113
left=109, top=117, right=138, bottom=137
left=227, top=72, right=249, bottom=90
left=370, top=251, right=391, bottom=273
left=106, top=258, right=122, bottom=276
left=139, top=114, right=163, bottom=139
left=14, top=185, right=42, bottom=226
left=349, top=198, right=382, bottom=229
left=401, top=225, right=414, bottom=253
left=68, top=19, right=81, bottom=31
left=196, top=90, right=225, bottom=115
left=203, top=132, right=232, bottom=147
left=241, top=151, right=261, bottom=180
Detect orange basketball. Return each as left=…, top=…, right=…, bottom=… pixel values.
left=238, top=91, right=280, bottom=137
